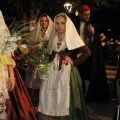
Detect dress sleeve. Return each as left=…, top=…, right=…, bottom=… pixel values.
left=73, top=45, right=91, bottom=66
left=6, top=52, right=16, bottom=67
left=7, top=57, right=16, bottom=67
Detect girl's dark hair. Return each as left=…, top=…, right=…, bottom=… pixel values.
left=36, top=13, right=48, bottom=23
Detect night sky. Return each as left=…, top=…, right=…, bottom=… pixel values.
left=92, top=7, right=120, bottom=39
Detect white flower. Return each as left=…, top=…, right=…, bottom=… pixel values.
left=21, top=44, right=27, bottom=48
left=17, top=36, right=22, bottom=40
left=9, top=37, right=17, bottom=42
left=30, top=27, right=34, bottom=31
left=38, top=44, right=42, bottom=47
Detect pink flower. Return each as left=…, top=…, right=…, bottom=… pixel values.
left=62, top=60, right=68, bottom=65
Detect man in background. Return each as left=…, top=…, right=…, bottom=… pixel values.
left=74, top=4, right=111, bottom=103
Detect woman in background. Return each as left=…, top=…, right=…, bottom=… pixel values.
left=25, top=13, right=53, bottom=95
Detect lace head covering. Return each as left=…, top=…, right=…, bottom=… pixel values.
left=0, top=11, right=11, bottom=41
left=47, top=13, right=85, bottom=54
left=0, top=11, right=15, bottom=57
left=33, top=14, right=53, bottom=42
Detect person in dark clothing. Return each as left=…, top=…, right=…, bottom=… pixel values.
left=112, top=39, right=120, bottom=65
left=113, top=44, right=120, bottom=98
left=73, top=4, right=111, bottom=103
left=103, top=39, right=113, bottom=64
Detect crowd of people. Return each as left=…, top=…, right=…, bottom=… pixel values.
left=1, top=3, right=118, bottom=120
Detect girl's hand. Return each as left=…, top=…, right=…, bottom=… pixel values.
left=65, top=56, right=73, bottom=65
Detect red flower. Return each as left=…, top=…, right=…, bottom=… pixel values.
left=31, top=46, right=35, bottom=51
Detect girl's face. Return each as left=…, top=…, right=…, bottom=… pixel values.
left=55, top=16, right=66, bottom=34
left=40, top=16, right=49, bottom=29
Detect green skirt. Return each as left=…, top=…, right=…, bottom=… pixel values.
left=38, top=66, right=89, bottom=120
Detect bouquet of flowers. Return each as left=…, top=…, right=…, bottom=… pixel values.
left=23, top=39, right=50, bottom=77
left=6, top=19, right=50, bottom=78
left=4, top=18, right=49, bottom=78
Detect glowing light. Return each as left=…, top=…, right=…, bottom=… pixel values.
left=64, top=2, right=72, bottom=13
left=75, top=10, right=78, bottom=16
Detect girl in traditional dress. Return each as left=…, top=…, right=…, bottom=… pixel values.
left=38, top=13, right=91, bottom=120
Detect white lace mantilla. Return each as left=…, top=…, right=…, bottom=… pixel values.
left=0, top=93, right=7, bottom=120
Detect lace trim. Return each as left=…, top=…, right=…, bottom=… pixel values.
left=0, top=93, right=7, bottom=120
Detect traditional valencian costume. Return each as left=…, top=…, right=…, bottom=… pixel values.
left=0, top=10, right=16, bottom=120
left=0, top=10, right=37, bottom=120
left=38, top=13, right=91, bottom=120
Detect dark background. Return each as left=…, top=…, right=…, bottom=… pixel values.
left=0, top=1, right=120, bottom=41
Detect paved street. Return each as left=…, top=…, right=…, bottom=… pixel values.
left=87, top=65, right=118, bottom=120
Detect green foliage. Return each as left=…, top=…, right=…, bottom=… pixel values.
left=23, top=39, right=50, bottom=76
left=7, top=18, right=50, bottom=76
left=24, top=40, right=49, bottom=66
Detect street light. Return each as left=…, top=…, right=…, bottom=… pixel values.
left=64, top=2, right=72, bottom=13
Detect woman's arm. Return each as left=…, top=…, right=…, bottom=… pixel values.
left=73, top=45, right=91, bottom=66
left=65, top=45, right=91, bottom=66
left=8, top=65, right=15, bottom=91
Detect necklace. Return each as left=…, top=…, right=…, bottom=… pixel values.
left=57, top=42, right=62, bottom=49
left=57, top=35, right=65, bottom=49
left=41, top=29, right=46, bottom=38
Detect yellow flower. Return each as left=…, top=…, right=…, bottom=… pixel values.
left=0, top=54, right=8, bottom=65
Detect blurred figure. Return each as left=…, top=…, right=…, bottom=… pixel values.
left=113, top=47, right=120, bottom=99
left=103, top=39, right=113, bottom=64
left=25, top=13, right=53, bottom=95
left=112, top=39, right=120, bottom=65
left=100, top=33, right=106, bottom=41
